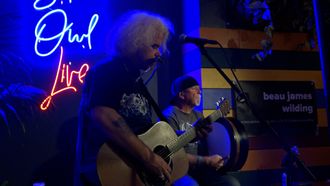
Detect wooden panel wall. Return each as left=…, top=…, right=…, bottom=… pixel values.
left=187, top=1, right=330, bottom=185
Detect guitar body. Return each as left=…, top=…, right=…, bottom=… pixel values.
left=97, top=121, right=189, bottom=186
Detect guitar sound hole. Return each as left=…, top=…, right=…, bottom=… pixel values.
left=153, top=145, right=172, bottom=166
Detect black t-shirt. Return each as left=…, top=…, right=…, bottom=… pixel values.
left=80, top=57, right=153, bottom=159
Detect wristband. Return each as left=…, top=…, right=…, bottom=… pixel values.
left=196, top=156, right=205, bottom=166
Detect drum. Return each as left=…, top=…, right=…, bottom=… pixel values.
left=205, top=117, right=249, bottom=173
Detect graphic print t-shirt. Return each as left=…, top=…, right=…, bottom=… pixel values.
left=80, top=57, right=153, bottom=158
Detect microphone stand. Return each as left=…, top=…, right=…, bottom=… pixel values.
left=196, top=44, right=317, bottom=183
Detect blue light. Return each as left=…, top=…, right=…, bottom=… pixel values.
left=182, top=0, right=201, bottom=74
left=34, top=8, right=99, bottom=57
left=33, top=0, right=57, bottom=11
left=313, top=0, right=328, bottom=99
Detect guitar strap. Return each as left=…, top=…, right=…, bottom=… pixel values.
left=137, top=78, right=169, bottom=123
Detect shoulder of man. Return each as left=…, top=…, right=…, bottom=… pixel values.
left=162, top=105, right=178, bottom=117
left=193, top=109, right=204, bottom=119
left=91, top=57, right=116, bottom=72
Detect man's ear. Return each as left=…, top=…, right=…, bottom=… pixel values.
left=178, top=91, right=185, bottom=100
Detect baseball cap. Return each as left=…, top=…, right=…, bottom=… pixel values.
left=171, top=75, right=199, bottom=96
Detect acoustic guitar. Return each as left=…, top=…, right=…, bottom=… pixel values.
left=97, top=98, right=230, bottom=186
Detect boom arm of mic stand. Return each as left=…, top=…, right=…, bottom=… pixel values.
left=197, top=45, right=317, bottom=182
left=198, top=46, right=245, bottom=99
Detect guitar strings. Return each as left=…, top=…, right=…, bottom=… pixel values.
left=154, top=128, right=196, bottom=160
left=155, top=100, right=229, bottom=160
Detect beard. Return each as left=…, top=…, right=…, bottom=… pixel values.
left=136, top=57, right=157, bottom=72
left=195, top=94, right=201, bottom=106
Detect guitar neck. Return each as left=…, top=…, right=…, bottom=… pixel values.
left=167, top=109, right=225, bottom=154
left=167, top=127, right=196, bottom=153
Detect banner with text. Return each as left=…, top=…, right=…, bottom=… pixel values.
left=235, top=81, right=317, bottom=135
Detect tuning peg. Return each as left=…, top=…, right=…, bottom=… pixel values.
left=215, top=97, right=226, bottom=109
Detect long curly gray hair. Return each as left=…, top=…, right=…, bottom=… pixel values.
left=108, top=10, right=173, bottom=59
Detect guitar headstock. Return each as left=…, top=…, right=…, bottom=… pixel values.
left=198, top=97, right=231, bottom=126
left=215, top=97, right=230, bottom=117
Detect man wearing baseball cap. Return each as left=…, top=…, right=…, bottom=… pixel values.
left=163, top=75, right=240, bottom=186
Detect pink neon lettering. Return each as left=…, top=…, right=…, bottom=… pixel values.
left=40, top=47, right=89, bottom=110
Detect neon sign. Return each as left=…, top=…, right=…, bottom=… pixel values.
left=40, top=47, right=89, bottom=110
left=33, top=0, right=57, bottom=10
left=34, top=0, right=99, bottom=110
left=34, top=9, right=99, bottom=57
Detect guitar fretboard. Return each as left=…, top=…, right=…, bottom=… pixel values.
left=166, top=105, right=227, bottom=156
left=167, top=126, right=196, bottom=153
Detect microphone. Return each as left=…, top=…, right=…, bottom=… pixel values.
left=179, top=34, right=218, bottom=45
